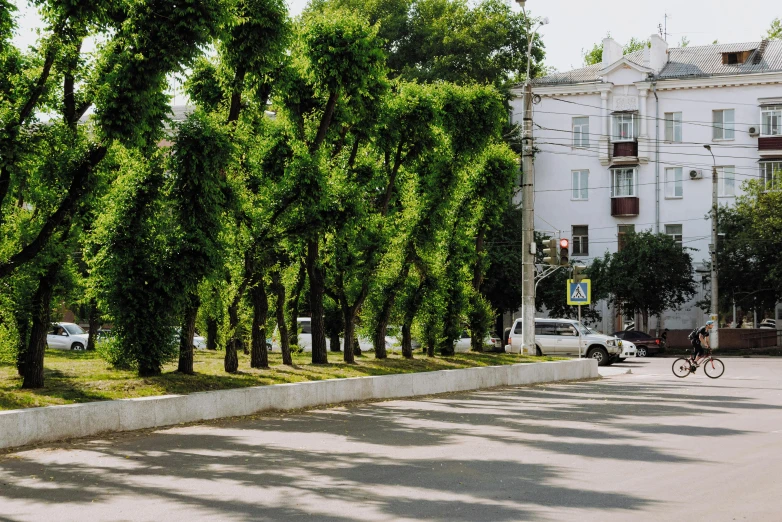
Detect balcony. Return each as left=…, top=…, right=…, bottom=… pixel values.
left=611, top=197, right=639, bottom=217
left=612, top=140, right=638, bottom=165
left=759, top=136, right=782, bottom=157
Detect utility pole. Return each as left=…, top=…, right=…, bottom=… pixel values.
left=704, top=145, right=719, bottom=349
left=515, top=1, right=547, bottom=355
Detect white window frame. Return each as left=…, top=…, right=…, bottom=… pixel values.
left=610, top=168, right=637, bottom=198
left=571, top=170, right=589, bottom=200
left=665, top=224, right=683, bottom=248
left=572, top=225, right=589, bottom=256
left=718, top=166, right=736, bottom=197
left=572, top=116, right=590, bottom=148
left=761, top=105, right=782, bottom=137
left=612, top=113, right=638, bottom=142
left=665, top=167, right=683, bottom=198
left=713, top=109, right=735, bottom=140
left=665, top=112, right=682, bottom=142
left=760, top=161, right=782, bottom=191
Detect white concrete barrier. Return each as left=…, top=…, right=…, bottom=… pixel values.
left=0, top=359, right=596, bottom=450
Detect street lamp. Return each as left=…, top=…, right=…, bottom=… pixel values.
left=514, top=0, right=548, bottom=355
left=703, top=144, right=719, bottom=349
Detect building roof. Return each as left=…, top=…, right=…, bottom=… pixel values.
left=531, top=40, right=782, bottom=86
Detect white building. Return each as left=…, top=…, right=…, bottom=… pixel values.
left=510, top=36, right=782, bottom=333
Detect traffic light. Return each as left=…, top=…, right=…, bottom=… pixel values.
left=573, top=264, right=587, bottom=283
left=542, top=238, right=558, bottom=265
left=559, top=238, right=569, bottom=266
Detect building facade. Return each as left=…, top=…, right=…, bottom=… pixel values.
left=510, top=35, right=782, bottom=333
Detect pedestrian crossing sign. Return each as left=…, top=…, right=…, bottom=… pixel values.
left=567, top=279, right=591, bottom=305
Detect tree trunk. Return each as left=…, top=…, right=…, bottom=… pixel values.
left=642, top=309, right=649, bottom=334
left=224, top=301, right=240, bottom=373
left=426, top=339, right=435, bottom=358
left=307, top=239, right=328, bottom=364
left=287, top=261, right=306, bottom=348
left=372, top=249, right=414, bottom=358
left=178, top=293, right=199, bottom=374
left=353, top=333, right=361, bottom=357
left=15, top=311, right=29, bottom=376
left=86, top=298, right=100, bottom=351
left=374, top=323, right=388, bottom=359
left=494, top=312, right=504, bottom=353
left=329, top=330, right=341, bottom=353
left=250, top=279, right=269, bottom=369
left=206, top=317, right=218, bottom=350
left=271, top=272, right=292, bottom=366
left=22, top=264, right=57, bottom=389
left=342, top=306, right=356, bottom=364
left=401, top=322, right=413, bottom=359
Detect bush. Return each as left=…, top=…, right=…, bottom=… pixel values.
left=0, top=321, right=18, bottom=365
left=290, top=344, right=303, bottom=354
left=96, top=337, right=137, bottom=371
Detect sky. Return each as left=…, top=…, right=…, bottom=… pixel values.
left=9, top=0, right=780, bottom=76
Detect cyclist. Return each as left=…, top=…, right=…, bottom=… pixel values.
left=690, top=320, right=714, bottom=369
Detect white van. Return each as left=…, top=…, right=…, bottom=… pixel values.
left=271, top=317, right=396, bottom=352
left=506, top=318, right=623, bottom=366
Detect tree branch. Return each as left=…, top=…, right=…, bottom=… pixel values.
left=310, top=90, right=339, bottom=154
left=0, top=145, right=107, bottom=279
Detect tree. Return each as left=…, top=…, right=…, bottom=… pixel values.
left=590, top=231, right=696, bottom=333
left=766, top=18, right=782, bottom=40
left=307, top=0, right=545, bottom=88
left=482, top=203, right=523, bottom=337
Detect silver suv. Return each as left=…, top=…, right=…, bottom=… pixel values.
left=505, top=318, right=622, bottom=366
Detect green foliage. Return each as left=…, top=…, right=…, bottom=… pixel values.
left=589, top=231, right=696, bottom=319
left=766, top=18, right=782, bottom=40
left=96, top=336, right=136, bottom=370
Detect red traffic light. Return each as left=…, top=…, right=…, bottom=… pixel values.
left=559, top=238, right=569, bottom=249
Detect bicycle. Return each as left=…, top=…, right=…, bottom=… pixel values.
left=672, top=348, right=725, bottom=379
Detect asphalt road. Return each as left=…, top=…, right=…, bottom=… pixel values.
left=2, top=357, right=782, bottom=521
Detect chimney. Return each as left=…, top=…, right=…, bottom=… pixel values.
left=648, top=34, right=669, bottom=74
left=601, top=38, right=624, bottom=69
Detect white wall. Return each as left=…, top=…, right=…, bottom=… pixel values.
left=509, top=78, right=780, bottom=331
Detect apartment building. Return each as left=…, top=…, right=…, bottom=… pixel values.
left=510, top=35, right=782, bottom=333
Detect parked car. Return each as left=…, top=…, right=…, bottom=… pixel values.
left=271, top=317, right=393, bottom=352
left=586, top=326, right=636, bottom=361
left=46, top=322, right=90, bottom=351
left=759, top=319, right=776, bottom=329
left=171, top=327, right=207, bottom=350
left=611, top=330, right=666, bottom=358
left=506, top=318, right=623, bottom=366
left=453, top=330, right=503, bottom=353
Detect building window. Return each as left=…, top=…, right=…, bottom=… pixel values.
left=572, top=225, right=589, bottom=256
left=611, top=168, right=637, bottom=197
left=713, top=109, right=735, bottom=140
left=573, top=117, right=590, bottom=148
left=617, top=224, right=635, bottom=251
left=665, top=224, right=683, bottom=248
left=665, top=167, right=683, bottom=198
left=718, top=166, right=736, bottom=197
left=571, top=170, right=588, bottom=200
left=612, top=113, right=638, bottom=142
left=760, top=161, right=782, bottom=190
left=665, top=112, right=682, bottom=142
left=761, top=105, right=782, bottom=136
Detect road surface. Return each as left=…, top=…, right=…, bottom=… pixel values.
left=2, top=357, right=781, bottom=521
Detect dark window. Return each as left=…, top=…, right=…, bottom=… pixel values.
left=572, top=225, right=589, bottom=256
left=514, top=322, right=523, bottom=334
left=535, top=322, right=558, bottom=335
left=618, top=224, right=635, bottom=251
left=299, top=321, right=312, bottom=334
left=557, top=323, right=578, bottom=336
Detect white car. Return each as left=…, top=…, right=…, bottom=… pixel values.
left=618, top=340, right=637, bottom=360
left=46, top=322, right=89, bottom=351
left=505, top=318, right=622, bottom=366
left=453, top=331, right=503, bottom=353
left=271, top=317, right=393, bottom=352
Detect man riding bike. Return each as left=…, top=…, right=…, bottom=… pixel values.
left=690, top=320, right=714, bottom=369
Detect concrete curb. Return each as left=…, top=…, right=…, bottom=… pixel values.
left=0, top=359, right=597, bottom=450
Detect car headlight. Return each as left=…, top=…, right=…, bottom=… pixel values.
left=606, top=339, right=616, bottom=347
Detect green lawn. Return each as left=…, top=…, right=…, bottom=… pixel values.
left=0, top=348, right=557, bottom=411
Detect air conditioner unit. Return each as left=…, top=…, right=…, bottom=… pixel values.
left=749, top=126, right=760, bottom=137
left=689, top=169, right=703, bottom=180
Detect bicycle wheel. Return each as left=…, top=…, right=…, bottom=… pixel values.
left=672, top=358, right=692, bottom=378
left=704, top=358, right=725, bottom=379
